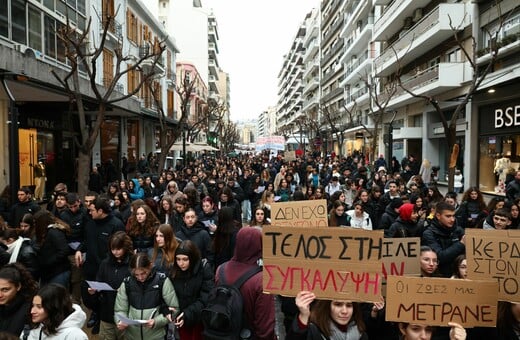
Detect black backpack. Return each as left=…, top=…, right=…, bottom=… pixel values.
left=202, top=263, right=262, bottom=340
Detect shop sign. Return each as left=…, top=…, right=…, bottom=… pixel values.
left=495, top=105, right=520, bottom=128
left=480, top=99, right=520, bottom=135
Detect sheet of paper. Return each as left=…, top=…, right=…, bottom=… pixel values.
left=116, top=313, right=148, bottom=325
left=68, top=242, right=81, bottom=250
left=86, top=281, right=115, bottom=291
left=257, top=186, right=265, bottom=193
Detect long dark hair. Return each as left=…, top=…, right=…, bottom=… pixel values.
left=33, top=210, right=70, bottom=246
left=310, top=299, right=365, bottom=337
left=171, top=240, right=201, bottom=278
left=212, top=206, right=238, bottom=253
left=0, top=263, right=38, bottom=301
left=36, top=283, right=74, bottom=335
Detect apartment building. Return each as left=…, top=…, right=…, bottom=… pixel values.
left=276, top=20, right=306, bottom=130
left=0, top=0, right=178, bottom=195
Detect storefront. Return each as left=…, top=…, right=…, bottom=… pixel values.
left=478, top=98, right=520, bottom=196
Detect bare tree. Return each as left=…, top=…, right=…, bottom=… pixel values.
left=52, top=5, right=166, bottom=197
left=396, top=5, right=506, bottom=190
left=220, top=121, right=240, bottom=153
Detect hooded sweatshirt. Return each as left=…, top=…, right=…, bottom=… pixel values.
left=129, top=178, right=144, bottom=200
left=216, top=227, right=275, bottom=340
left=24, top=304, right=88, bottom=340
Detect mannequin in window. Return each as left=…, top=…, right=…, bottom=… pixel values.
left=33, top=158, right=46, bottom=201
left=494, top=155, right=511, bottom=184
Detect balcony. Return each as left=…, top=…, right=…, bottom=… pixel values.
left=340, top=20, right=373, bottom=65
left=322, top=63, right=343, bottom=84
left=303, top=58, right=319, bottom=78
left=374, top=3, right=468, bottom=77
left=340, top=52, right=373, bottom=87
left=321, top=39, right=344, bottom=66
left=393, top=127, right=422, bottom=139
left=208, top=59, right=218, bottom=74
left=373, top=0, right=392, bottom=5
left=100, top=18, right=123, bottom=43
left=303, top=95, right=319, bottom=112
left=373, top=0, right=431, bottom=41
left=381, top=62, right=468, bottom=109
left=322, top=17, right=343, bottom=46
left=304, top=39, right=319, bottom=61
left=322, top=87, right=343, bottom=102
left=303, top=76, right=319, bottom=94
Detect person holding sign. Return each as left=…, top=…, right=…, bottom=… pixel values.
left=287, top=290, right=368, bottom=339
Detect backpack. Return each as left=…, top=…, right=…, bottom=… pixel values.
left=201, top=263, right=262, bottom=340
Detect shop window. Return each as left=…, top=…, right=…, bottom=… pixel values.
left=101, top=119, right=120, bottom=167
left=127, top=120, right=140, bottom=163
left=478, top=135, right=520, bottom=196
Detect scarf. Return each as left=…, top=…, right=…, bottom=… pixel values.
left=329, top=321, right=362, bottom=340
left=8, top=237, right=27, bottom=263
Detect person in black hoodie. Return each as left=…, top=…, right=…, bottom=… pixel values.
left=169, top=240, right=214, bottom=339
left=379, top=197, right=404, bottom=231
left=176, top=208, right=213, bottom=264
left=385, top=203, right=422, bottom=238
left=0, top=263, right=38, bottom=336
left=87, top=231, right=132, bottom=339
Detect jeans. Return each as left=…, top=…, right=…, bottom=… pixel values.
left=241, top=199, right=251, bottom=222
left=43, top=270, right=71, bottom=288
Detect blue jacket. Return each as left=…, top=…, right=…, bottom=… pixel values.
left=129, top=179, right=144, bottom=200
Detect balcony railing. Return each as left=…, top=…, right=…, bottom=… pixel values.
left=375, top=6, right=440, bottom=67
left=322, top=87, right=343, bottom=102
left=100, top=18, right=122, bottom=40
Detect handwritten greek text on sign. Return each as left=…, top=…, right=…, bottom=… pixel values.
left=262, top=226, right=383, bottom=301
left=386, top=276, right=498, bottom=327
left=270, top=200, right=328, bottom=228
left=466, top=229, right=520, bottom=303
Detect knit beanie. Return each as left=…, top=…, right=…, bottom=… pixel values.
left=399, top=203, right=415, bottom=221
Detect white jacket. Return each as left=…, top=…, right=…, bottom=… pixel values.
left=23, top=304, right=88, bottom=340
left=346, top=210, right=373, bottom=230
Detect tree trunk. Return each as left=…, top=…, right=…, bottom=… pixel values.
left=77, top=149, right=91, bottom=198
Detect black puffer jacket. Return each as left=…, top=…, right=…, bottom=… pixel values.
left=422, top=218, right=465, bottom=277
left=379, top=205, right=399, bottom=231
left=170, top=259, right=214, bottom=327
left=176, top=221, right=213, bottom=261
left=96, top=254, right=131, bottom=323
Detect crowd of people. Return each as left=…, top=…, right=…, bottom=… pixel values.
left=0, top=150, right=519, bottom=339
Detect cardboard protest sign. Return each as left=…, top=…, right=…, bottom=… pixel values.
left=465, top=229, right=520, bottom=303
left=381, top=238, right=421, bottom=296
left=262, top=226, right=383, bottom=301
left=270, top=199, right=328, bottom=228
left=386, top=276, right=498, bottom=327
left=285, top=151, right=296, bottom=161
left=382, top=238, right=421, bottom=279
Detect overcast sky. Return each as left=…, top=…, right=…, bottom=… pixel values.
left=206, top=0, right=319, bottom=122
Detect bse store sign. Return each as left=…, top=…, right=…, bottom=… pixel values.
left=480, top=99, right=520, bottom=134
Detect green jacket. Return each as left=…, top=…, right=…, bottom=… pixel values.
left=114, top=271, right=179, bottom=340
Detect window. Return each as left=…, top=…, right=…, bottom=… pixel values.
left=446, top=48, right=461, bottom=62
left=12, top=0, right=26, bottom=44
left=0, top=0, right=7, bottom=37
left=167, top=89, right=174, bottom=117
left=28, top=6, right=42, bottom=51
left=44, top=15, right=56, bottom=58
left=127, top=66, right=139, bottom=94
left=126, top=10, right=138, bottom=42
left=103, top=49, right=114, bottom=87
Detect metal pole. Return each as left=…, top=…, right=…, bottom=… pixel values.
left=182, top=126, right=186, bottom=168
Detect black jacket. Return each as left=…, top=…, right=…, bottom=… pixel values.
left=79, top=214, right=125, bottom=278
left=0, top=294, right=30, bottom=336
left=176, top=221, right=213, bottom=262
left=171, top=259, right=214, bottom=327
left=385, top=218, right=423, bottom=238
left=37, top=225, right=70, bottom=282
left=421, top=218, right=465, bottom=277
left=9, top=200, right=41, bottom=227
left=380, top=205, right=399, bottom=231
left=96, top=254, right=131, bottom=323
left=60, top=207, right=89, bottom=254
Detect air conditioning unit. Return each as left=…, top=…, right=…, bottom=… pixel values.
left=413, top=8, right=423, bottom=22
left=14, top=44, right=44, bottom=61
